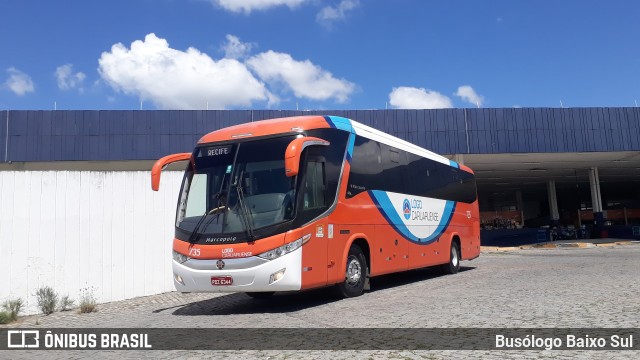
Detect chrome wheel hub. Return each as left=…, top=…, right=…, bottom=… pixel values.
left=346, top=257, right=361, bottom=286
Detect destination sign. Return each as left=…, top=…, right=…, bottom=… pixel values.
left=202, top=146, right=232, bottom=157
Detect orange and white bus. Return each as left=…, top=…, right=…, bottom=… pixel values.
left=152, top=115, right=480, bottom=298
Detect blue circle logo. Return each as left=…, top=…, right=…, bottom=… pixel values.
left=403, top=199, right=411, bottom=220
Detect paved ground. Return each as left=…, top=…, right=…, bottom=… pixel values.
left=3, top=243, right=639, bottom=359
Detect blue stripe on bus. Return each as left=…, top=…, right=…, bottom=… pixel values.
left=325, top=116, right=353, bottom=132
left=345, top=133, right=355, bottom=163
left=369, top=190, right=456, bottom=245
left=450, top=160, right=459, bottom=168
left=324, top=116, right=336, bottom=128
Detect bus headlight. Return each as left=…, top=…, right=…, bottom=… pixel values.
left=173, top=250, right=190, bottom=264
left=258, top=234, right=310, bottom=260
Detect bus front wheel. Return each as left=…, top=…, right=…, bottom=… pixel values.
left=441, top=241, right=460, bottom=275
left=336, top=244, right=367, bottom=298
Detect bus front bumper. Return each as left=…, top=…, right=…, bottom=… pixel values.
left=172, top=246, right=302, bottom=293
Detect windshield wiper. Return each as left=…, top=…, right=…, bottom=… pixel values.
left=187, top=192, right=226, bottom=244
left=187, top=211, right=209, bottom=244
left=234, top=171, right=255, bottom=241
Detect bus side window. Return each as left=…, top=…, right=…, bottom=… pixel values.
left=303, top=161, right=326, bottom=210
left=347, top=136, right=383, bottom=198
left=379, top=143, right=407, bottom=194
left=294, top=159, right=328, bottom=226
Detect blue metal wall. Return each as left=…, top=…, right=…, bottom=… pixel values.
left=2, top=108, right=639, bottom=162
left=1, top=111, right=6, bottom=162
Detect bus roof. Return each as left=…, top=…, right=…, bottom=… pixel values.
left=198, top=115, right=466, bottom=171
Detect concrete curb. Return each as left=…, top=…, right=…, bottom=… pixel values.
left=549, top=242, right=594, bottom=248
left=480, top=246, right=519, bottom=252
left=594, top=241, right=638, bottom=247
left=481, top=240, right=640, bottom=252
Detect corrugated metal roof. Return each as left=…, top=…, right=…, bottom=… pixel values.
left=2, top=108, right=639, bottom=162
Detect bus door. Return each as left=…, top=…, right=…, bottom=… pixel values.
left=298, top=154, right=329, bottom=288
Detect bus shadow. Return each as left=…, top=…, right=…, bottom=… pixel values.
left=169, top=266, right=475, bottom=316
left=371, top=265, right=475, bottom=292
left=171, top=288, right=339, bottom=316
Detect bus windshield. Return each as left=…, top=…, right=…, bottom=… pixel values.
left=176, top=135, right=298, bottom=238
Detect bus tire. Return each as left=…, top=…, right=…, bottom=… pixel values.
left=441, top=241, right=460, bottom=275
left=336, top=244, right=367, bottom=298
left=246, top=292, right=275, bottom=299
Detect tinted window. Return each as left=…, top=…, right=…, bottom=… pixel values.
left=379, top=142, right=408, bottom=194
left=306, top=128, right=350, bottom=205
left=303, top=161, right=326, bottom=210
left=347, top=137, right=383, bottom=197
left=347, top=135, right=477, bottom=203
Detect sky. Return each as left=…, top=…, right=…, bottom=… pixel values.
left=0, top=0, right=639, bottom=111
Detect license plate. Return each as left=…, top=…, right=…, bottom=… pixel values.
left=211, top=276, right=233, bottom=286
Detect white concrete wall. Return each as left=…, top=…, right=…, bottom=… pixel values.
left=0, top=170, right=184, bottom=315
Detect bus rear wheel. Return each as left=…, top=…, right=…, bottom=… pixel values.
left=441, top=241, right=460, bottom=275
left=336, top=244, right=367, bottom=298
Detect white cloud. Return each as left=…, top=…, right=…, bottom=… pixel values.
left=4, top=67, right=35, bottom=96
left=316, top=0, right=359, bottom=24
left=98, top=33, right=274, bottom=110
left=211, top=0, right=307, bottom=14
left=246, top=50, right=355, bottom=102
left=222, top=34, right=254, bottom=59
left=388, top=86, right=453, bottom=109
left=55, top=64, right=86, bottom=91
left=455, top=85, right=484, bottom=107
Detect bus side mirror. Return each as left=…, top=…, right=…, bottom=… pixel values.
left=151, top=152, right=191, bottom=191
left=284, top=137, right=330, bottom=177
